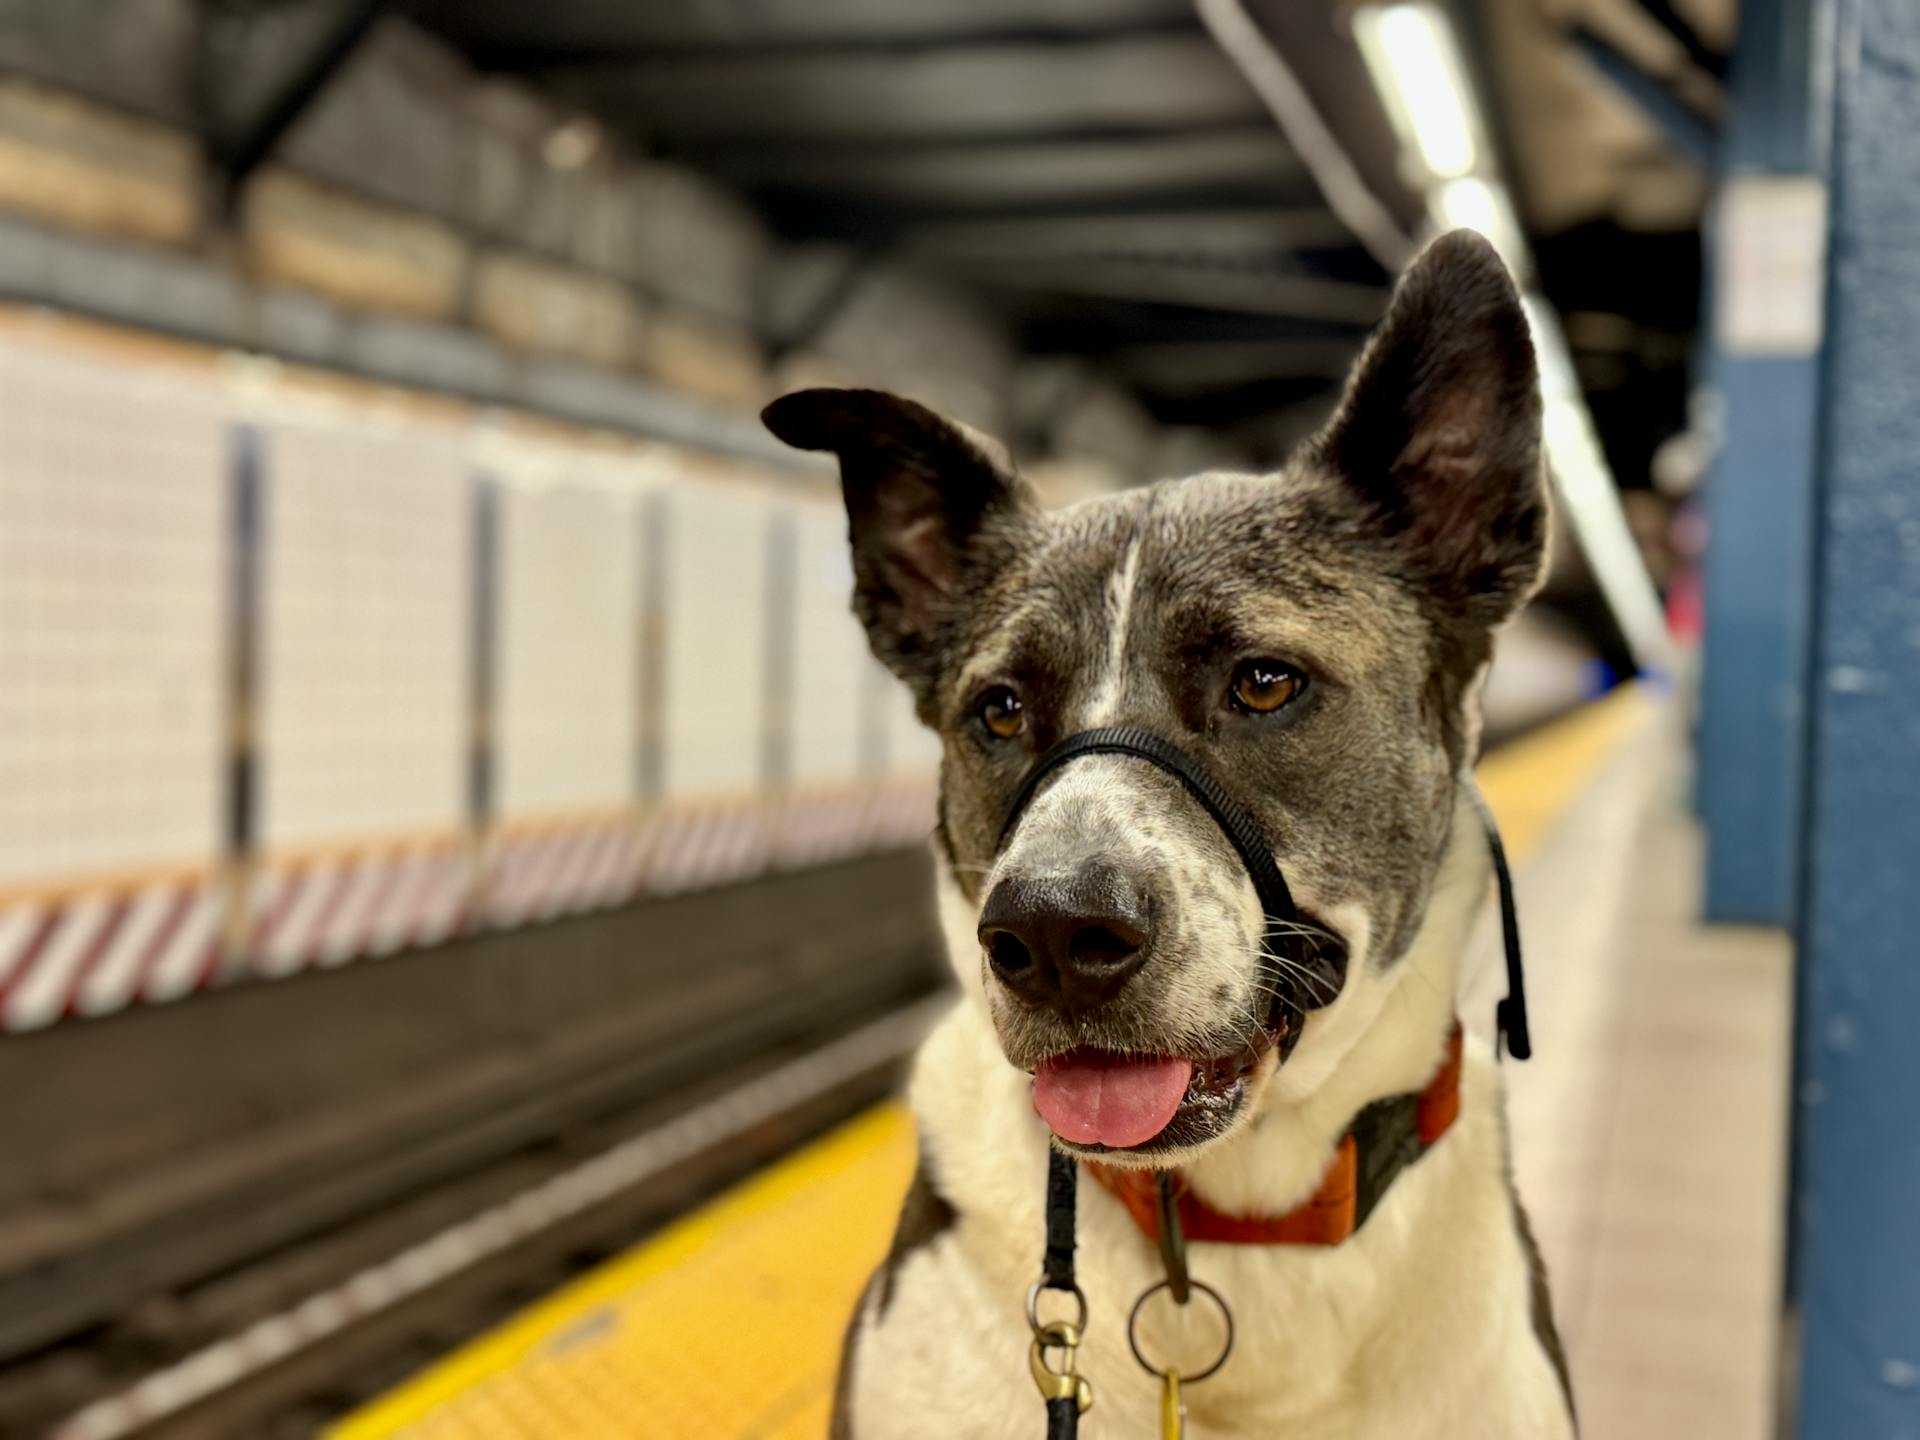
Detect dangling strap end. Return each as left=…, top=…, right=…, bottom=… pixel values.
left=1496, top=995, right=1532, bottom=1062
left=1475, top=788, right=1534, bottom=1067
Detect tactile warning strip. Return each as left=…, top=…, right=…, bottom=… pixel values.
left=328, top=1105, right=915, bottom=1440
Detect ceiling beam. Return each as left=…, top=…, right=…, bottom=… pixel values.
left=460, top=17, right=1203, bottom=71
left=966, top=255, right=1389, bottom=325
left=894, top=213, right=1351, bottom=272
left=411, top=0, right=1194, bottom=52
left=1022, top=299, right=1372, bottom=351
left=544, top=36, right=1264, bottom=145
left=900, top=208, right=1356, bottom=261
left=1101, top=338, right=1361, bottom=392
left=749, top=182, right=1329, bottom=243
left=200, top=0, right=395, bottom=218
left=663, top=119, right=1277, bottom=163
left=682, top=124, right=1302, bottom=209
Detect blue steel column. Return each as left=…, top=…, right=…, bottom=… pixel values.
left=1698, top=0, right=1823, bottom=924
left=1792, top=2, right=1920, bottom=1432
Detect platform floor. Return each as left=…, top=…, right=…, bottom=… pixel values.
left=330, top=687, right=1792, bottom=1440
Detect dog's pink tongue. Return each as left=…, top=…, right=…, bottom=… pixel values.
left=1032, top=1053, right=1193, bottom=1148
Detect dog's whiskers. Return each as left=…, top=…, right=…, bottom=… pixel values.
left=1239, top=944, right=1341, bottom=1007
left=1239, top=970, right=1313, bottom=1021
left=1260, top=915, right=1343, bottom=946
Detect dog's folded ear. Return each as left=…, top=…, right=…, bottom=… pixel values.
left=763, top=387, right=1034, bottom=705
left=1315, top=229, right=1548, bottom=629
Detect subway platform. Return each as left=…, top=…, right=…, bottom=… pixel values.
left=320, top=686, right=1792, bottom=1440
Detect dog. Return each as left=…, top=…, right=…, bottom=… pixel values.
left=763, top=230, right=1575, bottom=1439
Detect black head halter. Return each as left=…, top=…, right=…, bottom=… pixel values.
left=994, top=725, right=1531, bottom=1059
left=998, top=725, right=1342, bottom=1046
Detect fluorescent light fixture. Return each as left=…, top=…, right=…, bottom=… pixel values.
left=1525, top=297, right=1675, bottom=670
left=1433, top=175, right=1528, bottom=274
left=1353, top=3, right=1481, bottom=180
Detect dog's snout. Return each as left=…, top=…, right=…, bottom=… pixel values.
left=977, top=862, right=1151, bottom=1012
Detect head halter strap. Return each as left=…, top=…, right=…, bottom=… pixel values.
left=997, top=727, right=1293, bottom=922
left=997, top=725, right=1342, bottom=1026
left=993, top=724, right=1531, bottom=1058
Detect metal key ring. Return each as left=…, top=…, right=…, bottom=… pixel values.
left=1127, top=1277, right=1235, bottom=1383
left=1027, top=1279, right=1090, bottom=1335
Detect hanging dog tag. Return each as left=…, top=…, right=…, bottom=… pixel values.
left=1160, top=1368, right=1186, bottom=1439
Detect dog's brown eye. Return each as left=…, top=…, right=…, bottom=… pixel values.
left=1230, top=660, right=1304, bottom=714
left=978, top=686, right=1026, bottom=739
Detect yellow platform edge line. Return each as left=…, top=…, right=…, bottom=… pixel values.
left=326, top=1104, right=911, bottom=1440
left=329, top=682, right=1655, bottom=1439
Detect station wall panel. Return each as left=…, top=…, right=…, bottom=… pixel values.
left=257, top=413, right=469, bottom=849
left=0, top=344, right=225, bottom=885
left=658, top=482, right=772, bottom=799
left=0, top=344, right=228, bottom=1031
left=785, top=501, right=867, bottom=787
left=495, top=469, right=641, bottom=818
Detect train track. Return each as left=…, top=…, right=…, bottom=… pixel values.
left=0, top=852, right=947, bottom=1439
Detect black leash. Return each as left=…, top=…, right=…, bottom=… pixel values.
left=1028, top=1149, right=1091, bottom=1436
left=1154, top=1172, right=1190, bottom=1305
left=1043, top=1146, right=1079, bottom=1293
left=1014, top=729, right=1534, bottom=1437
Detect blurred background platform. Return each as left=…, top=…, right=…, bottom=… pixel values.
left=0, top=2, right=1912, bottom=1437
left=311, top=688, right=1791, bottom=1440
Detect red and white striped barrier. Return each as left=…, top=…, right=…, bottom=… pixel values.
left=248, top=843, right=473, bottom=980
left=0, top=876, right=222, bottom=1033
left=640, top=794, right=775, bottom=898
left=0, top=776, right=938, bottom=1035
left=748, top=779, right=931, bottom=875
left=484, top=818, right=637, bottom=928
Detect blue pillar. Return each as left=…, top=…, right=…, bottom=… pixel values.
left=1792, top=2, right=1920, bottom=1433
left=1698, top=0, right=1824, bottom=924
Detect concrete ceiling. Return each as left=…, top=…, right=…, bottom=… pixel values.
left=409, top=0, right=1728, bottom=469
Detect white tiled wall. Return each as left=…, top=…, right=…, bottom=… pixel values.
left=257, top=412, right=468, bottom=848
left=659, top=482, right=771, bottom=796
left=0, top=336, right=952, bottom=1030
left=495, top=470, right=640, bottom=816
left=785, top=501, right=871, bottom=785
left=0, top=345, right=225, bottom=883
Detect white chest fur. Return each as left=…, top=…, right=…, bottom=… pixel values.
left=842, top=1004, right=1572, bottom=1439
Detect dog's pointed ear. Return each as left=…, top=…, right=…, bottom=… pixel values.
left=1315, top=230, right=1548, bottom=628
left=763, top=387, right=1035, bottom=703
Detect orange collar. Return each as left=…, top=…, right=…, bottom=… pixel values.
left=1087, top=1024, right=1464, bottom=1247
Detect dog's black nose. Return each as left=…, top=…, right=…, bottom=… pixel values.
left=978, top=863, right=1151, bottom=1012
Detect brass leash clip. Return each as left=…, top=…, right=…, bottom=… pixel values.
left=1029, top=1318, right=1094, bottom=1415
